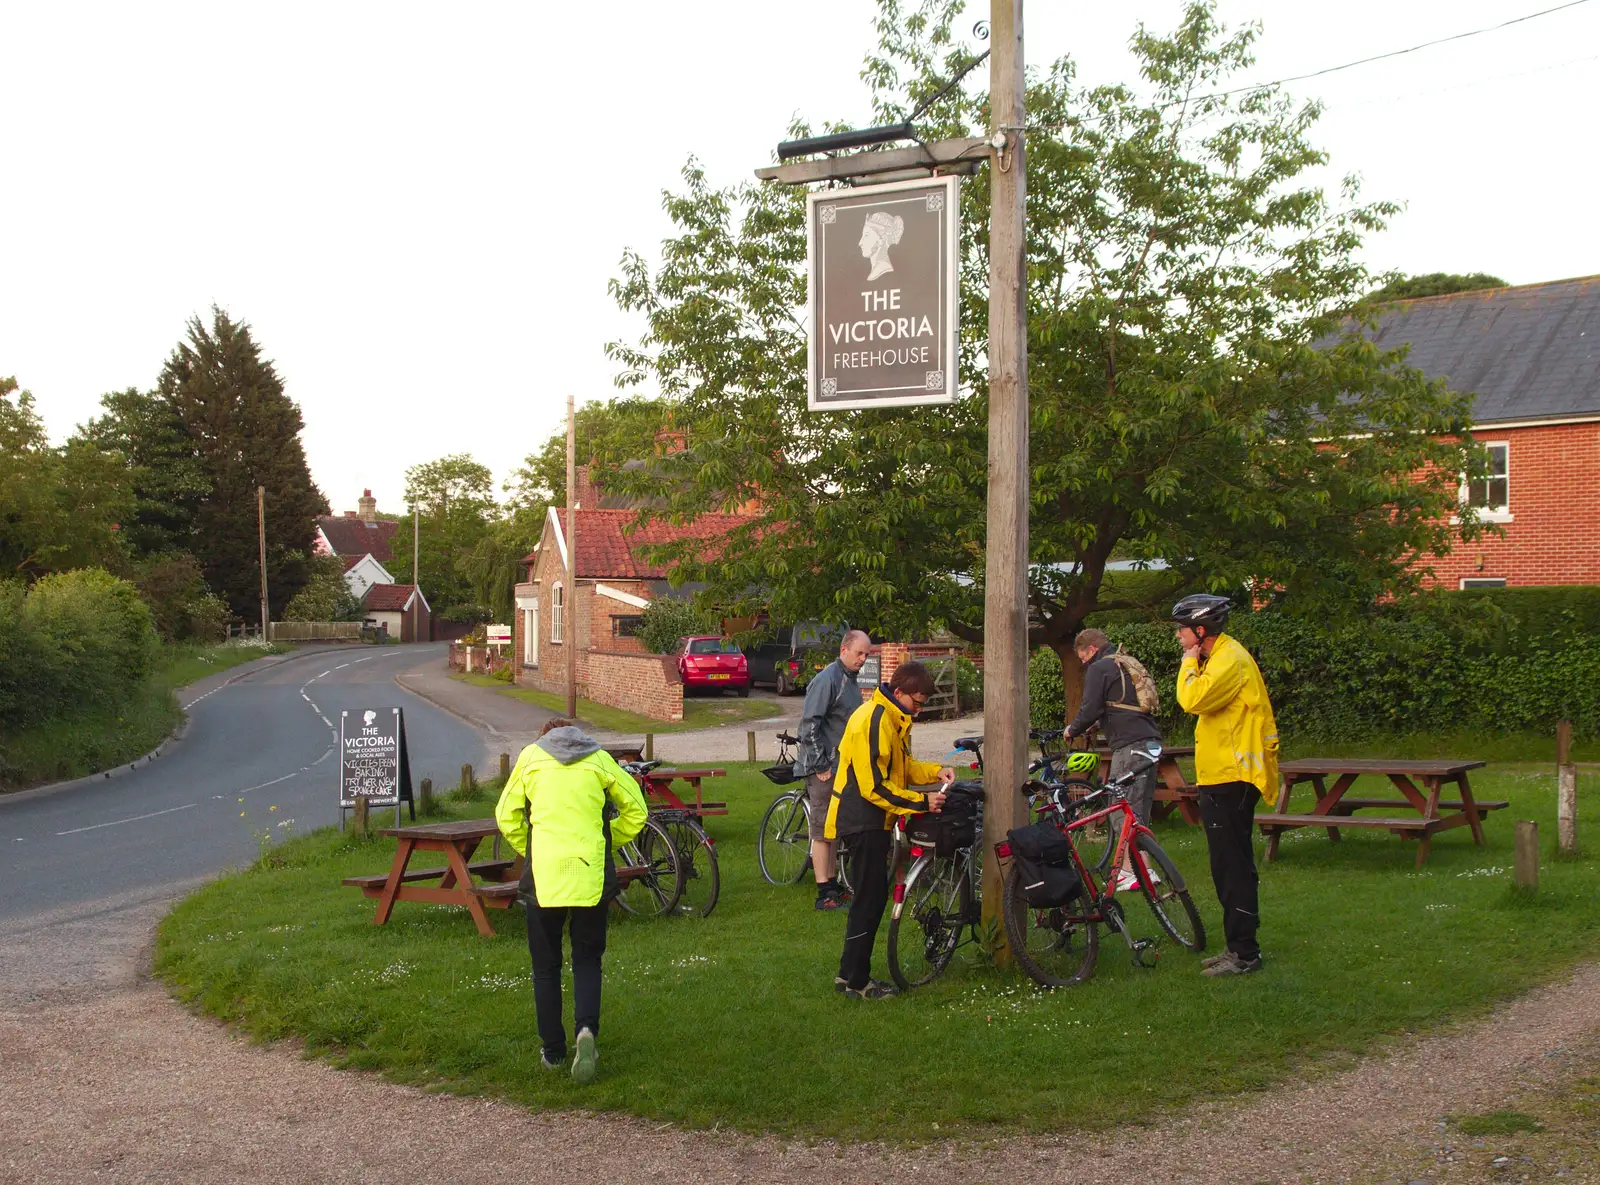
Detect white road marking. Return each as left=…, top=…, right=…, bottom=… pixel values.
left=311, top=747, right=333, bottom=766
left=57, top=802, right=197, bottom=836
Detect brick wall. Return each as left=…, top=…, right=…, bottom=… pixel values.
left=517, top=647, right=684, bottom=723
left=1423, top=422, right=1600, bottom=588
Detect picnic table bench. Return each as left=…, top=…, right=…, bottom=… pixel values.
left=342, top=818, right=520, bottom=937
left=1087, top=742, right=1200, bottom=824
left=1256, top=758, right=1508, bottom=867
left=602, top=747, right=728, bottom=818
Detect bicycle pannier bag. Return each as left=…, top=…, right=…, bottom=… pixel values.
left=906, top=809, right=975, bottom=857
left=1007, top=821, right=1082, bottom=907
left=1110, top=645, right=1160, bottom=715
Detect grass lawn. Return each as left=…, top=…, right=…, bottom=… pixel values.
left=155, top=759, right=1600, bottom=1142
left=450, top=672, right=783, bottom=733
left=0, top=641, right=286, bottom=791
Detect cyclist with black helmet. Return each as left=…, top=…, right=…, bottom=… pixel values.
left=1171, top=594, right=1278, bottom=977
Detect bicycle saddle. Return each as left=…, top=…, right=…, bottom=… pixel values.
left=625, top=759, right=664, bottom=775
left=775, top=731, right=799, bottom=744
left=952, top=736, right=984, bottom=753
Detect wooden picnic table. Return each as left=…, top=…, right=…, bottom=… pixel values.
left=1087, top=742, right=1200, bottom=824
left=637, top=766, right=728, bottom=817
left=1256, top=758, right=1507, bottom=867
left=342, top=818, right=520, bottom=937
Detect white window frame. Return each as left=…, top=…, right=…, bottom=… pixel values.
left=1459, top=441, right=1513, bottom=524
left=551, top=582, right=564, bottom=644
left=523, top=603, right=539, bottom=666
left=1459, top=577, right=1507, bottom=590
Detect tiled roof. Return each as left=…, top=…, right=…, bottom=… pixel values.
left=539, top=509, right=761, bottom=579
left=1364, top=276, right=1600, bottom=423
left=363, top=583, right=418, bottom=611
left=341, top=555, right=365, bottom=573
left=318, top=515, right=398, bottom=562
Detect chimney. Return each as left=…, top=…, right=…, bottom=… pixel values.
left=358, top=489, right=377, bottom=523
left=654, top=429, right=687, bottom=455
left=572, top=465, right=601, bottom=510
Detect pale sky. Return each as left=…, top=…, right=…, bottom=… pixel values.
left=3, top=1, right=1596, bottom=515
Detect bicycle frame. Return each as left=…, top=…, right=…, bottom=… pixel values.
left=1030, top=790, right=1164, bottom=966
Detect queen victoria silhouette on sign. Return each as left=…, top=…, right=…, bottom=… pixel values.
left=858, top=210, right=905, bottom=281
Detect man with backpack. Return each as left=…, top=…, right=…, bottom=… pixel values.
left=1172, top=593, right=1279, bottom=978
left=793, top=629, right=874, bottom=910
left=1062, top=628, right=1164, bottom=891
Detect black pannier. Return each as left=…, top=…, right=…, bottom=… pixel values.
left=906, top=807, right=976, bottom=856
left=1006, top=821, right=1082, bottom=907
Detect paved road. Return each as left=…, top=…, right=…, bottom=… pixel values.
left=0, top=643, right=492, bottom=924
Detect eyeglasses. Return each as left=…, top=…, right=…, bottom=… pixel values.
left=909, top=695, right=928, bottom=711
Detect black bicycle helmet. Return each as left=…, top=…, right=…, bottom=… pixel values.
left=1170, top=593, right=1231, bottom=634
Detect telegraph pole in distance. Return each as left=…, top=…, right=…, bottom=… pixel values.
left=412, top=504, right=420, bottom=643
left=565, top=395, right=578, bottom=718
left=257, top=486, right=270, bottom=642
left=980, top=0, right=1029, bottom=945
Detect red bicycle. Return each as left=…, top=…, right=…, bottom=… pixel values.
left=998, top=762, right=1205, bottom=987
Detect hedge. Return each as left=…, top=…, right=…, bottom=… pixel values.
left=0, top=569, right=161, bottom=731
left=1029, top=599, right=1600, bottom=740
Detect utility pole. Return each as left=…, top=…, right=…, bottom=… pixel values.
left=412, top=505, right=420, bottom=644
left=257, top=486, right=270, bottom=642
left=980, top=0, right=1028, bottom=942
left=565, top=395, right=578, bottom=718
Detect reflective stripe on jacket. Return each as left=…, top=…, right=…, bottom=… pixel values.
left=824, top=685, right=945, bottom=838
left=493, top=730, right=648, bottom=908
left=1176, top=633, right=1280, bottom=800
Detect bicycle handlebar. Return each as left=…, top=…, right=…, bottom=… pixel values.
left=775, top=731, right=799, bottom=744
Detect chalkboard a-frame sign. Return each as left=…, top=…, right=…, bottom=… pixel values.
left=339, top=707, right=415, bottom=828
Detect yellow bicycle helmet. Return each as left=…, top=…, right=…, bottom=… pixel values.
left=1064, top=751, right=1099, bottom=775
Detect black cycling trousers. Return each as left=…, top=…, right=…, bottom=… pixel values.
left=1197, top=781, right=1262, bottom=961
left=525, top=898, right=608, bottom=1059
left=837, top=827, right=893, bottom=990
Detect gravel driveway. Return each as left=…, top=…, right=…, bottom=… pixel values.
left=4, top=881, right=1597, bottom=1185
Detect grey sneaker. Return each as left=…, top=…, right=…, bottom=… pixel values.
left=1202, top=951, right=1262, bottom=977
left=843, top=979, right=899, bottom=1000
left=540, top=1051, right=563, bottom=1070
left=1200, top=952, right=1232, bottom=969
left=834, top=975, right=849, bottom=992
left=571, top=1027, right=599, bottom=1084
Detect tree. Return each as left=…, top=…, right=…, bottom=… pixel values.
left=74, top=387, right=210, bottom=558
left=606, top=0, right=1484, bottom=717
left=157, top=309, right=327, bottom=619
left=391, top=453, right=497, bottom=620
left=506, top=396, right=676, bottom=509
left=1365, top=272, right=1508, bottom=303
left=1, top=376, right=132, bottom=578
left=281, top=553, right=364, bottom=622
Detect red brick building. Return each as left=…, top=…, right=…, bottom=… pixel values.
left=511, top=499, right=760, bottom=721
left=1366, top=276, right=1600, bottom=588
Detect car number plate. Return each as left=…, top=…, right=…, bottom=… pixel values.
left=707, top=673, right=730, bottom=680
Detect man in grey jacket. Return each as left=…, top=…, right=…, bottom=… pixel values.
left=792, top=629, right=873, bottom=909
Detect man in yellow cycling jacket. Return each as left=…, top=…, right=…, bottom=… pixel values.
left=824, top=662, right=954, bottom=999
left=1173, top=594, right=1278, bottom=977
left=495, top=718, right=647, bottom=1082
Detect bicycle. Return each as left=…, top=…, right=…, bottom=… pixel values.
left=885, top=782, right=985, bottom=990
left=999, top=760, right=1205, bottom=987
left=756, top=732, right=853, bottom=894
left=612, top=814, right=685, bottom=918
left=622, top=759, right=721, bottom=918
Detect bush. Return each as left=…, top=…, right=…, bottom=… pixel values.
left=282, top=554, right=363, bottom=623
left=132, top=553, right=228, bottom=642
left=955, top=655, right=983, bottom=708
left=638, top=597, right=716, bottom=655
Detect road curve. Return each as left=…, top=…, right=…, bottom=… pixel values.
left=0, top=644, right=492, bottom=924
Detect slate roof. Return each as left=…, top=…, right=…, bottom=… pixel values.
left=363, top=583, right=421, bottom=611
left=1364, top=276, right=1600, bottom=424
left=528, top=509, right=761, bottom=580
left=318, top=515, right=398, bottom=562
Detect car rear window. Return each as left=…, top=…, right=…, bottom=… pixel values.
left=688, top=639, right=740, bottom=655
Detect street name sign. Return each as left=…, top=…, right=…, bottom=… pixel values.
left=807, top=175, right=960, bottom=411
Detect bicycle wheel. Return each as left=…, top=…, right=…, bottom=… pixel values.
left=1002, top=863, right=1098, bottom=987
left=660, top=816, right=721, bottom=918
left=1057, top=778, right=1116, bottom=874
left=887, top=855, right=968, bottom=990
left=757, top=791, right=811, bottom=886
left=614, top=816, right=683, bottom=918
left=1132, top=831, right=1205, bottom=952
left=834, top=832, right=854, bottom=896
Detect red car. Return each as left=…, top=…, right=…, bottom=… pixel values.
left=676, top=636, right=751, bottom=696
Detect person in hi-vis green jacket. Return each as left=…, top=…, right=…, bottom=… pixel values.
left=495, top=718, right=647, bottom=1083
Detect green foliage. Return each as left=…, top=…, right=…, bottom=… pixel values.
left=955, top=655, right=983, bottom=707
left=1450, top=1110, right=1543, bottom=1137
left=131, top=552, right=229, bottom=642
left=0, top=568, right=160, bottom=730
left=391, top=453, right=498, bottom=620
left=461, top=506, right=543, bottom=624
left=1365, top=272, right=1508, bottom=303
left=74, top=387, right=211, bottom=557
left=281, top=554, right=364, bottom=623
left=157, top=308, right=327, bottom=618
left=638, top=597, right=715, bottom=655
left=605, top=3, right=1481, bottom=649
left=508, top=396, right=676, bottom=510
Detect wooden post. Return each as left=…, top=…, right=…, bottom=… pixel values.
left=979, top=0, right=1029, bottom=953
left=499, top=752, right=511, bottom=782
left=412, top=505, right=420, bottom=644
left=644, top=733, right=654, bottom=761
left=257, top=486, right=270, bottom=641
left=419, top=777, right=433, bottom=815
left=352, top=795, right=369, bottom=837
left=747, top=730, right=757, bottom=762
left=460, top=763, right=474, bottom=795
left=1557, top=719, right=1578, bottom=854
left=565, top=394, right=578, bottom=719
left=1513, top=820, right=1539, bottom=891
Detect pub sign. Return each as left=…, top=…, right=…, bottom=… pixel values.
left=807, top=175, right=960, bottom=411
